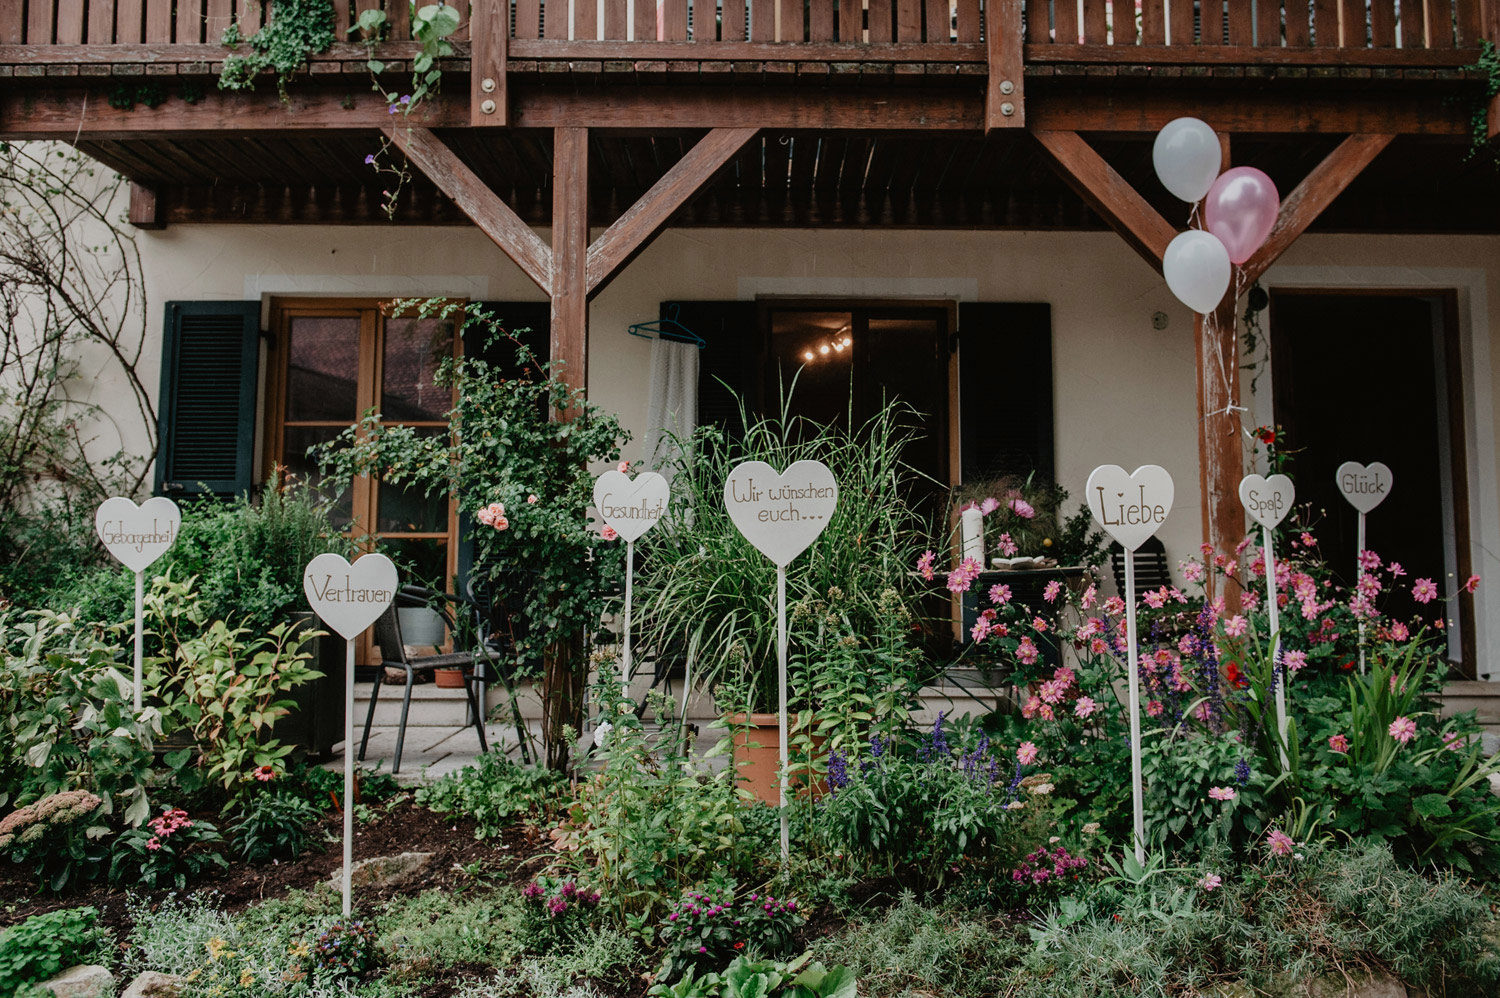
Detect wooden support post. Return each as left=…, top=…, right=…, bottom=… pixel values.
left=127, top=182, right=164, bottom=229
left=470, top=0, right=507, bottom=126
left=585, top=127, right=758, bottom=296
left=551, top=126, right=589, bottom=397
left=1195, top=294, right=1244, bottom=597
left=985, top=0, right=1024, bottom=129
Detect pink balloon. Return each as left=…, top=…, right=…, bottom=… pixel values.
left=1203, top=167, right=1280, bottom=266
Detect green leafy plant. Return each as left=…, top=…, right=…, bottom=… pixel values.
left=219, top=0, right=338, bottom=99
left=518, top=876, right=605, bottom=949
left=1464, top=40, right=1499, bottom=164
left=230, top=787, right=324, bottom=863
left=313, top=917, right=380, bottom=980
left=658, top=882, right=805, bottom=983
left=0, top=907, right=110, bottom=997
left=109, top=806, right=228, bottom=889
left=415, top=752, right=565, bottom=838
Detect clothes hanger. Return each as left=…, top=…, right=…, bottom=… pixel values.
left=627, top=303, right=706, bottom=348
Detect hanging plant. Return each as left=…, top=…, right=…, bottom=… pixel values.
left=218, top=0, right=338, bottom=100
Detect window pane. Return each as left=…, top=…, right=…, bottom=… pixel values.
left=769, top=310, right=853, bottom=431
left=379, top=537, right=449, bottom=590
left=286, top=316, right=361, bottom=421
left=374, top=428, right=449, bottom=534
left=382, top=316, right=455, bottom=422
left=281, top=426, right=353, bottom=527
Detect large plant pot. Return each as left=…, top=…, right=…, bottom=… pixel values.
left=273, top=612, right=346, bottom=760
left=727, top=713, right=829, bottom=804
left=398, top=606, right=445, bottom=648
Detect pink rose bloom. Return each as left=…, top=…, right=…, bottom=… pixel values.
left=980, top=497, right=1000, bottom=515
left=1043, top=580, right=1062, bottom=602
left=1266, top=829, right=1295, bottom=857
left=601, top=525, right=619, bottom=541
left=1464, top=574, right=1481, bottom=594
left=1199, top=873, right=1223, bottom=892
left=1009, top=498, right=1035, bottom=519
left=1208, top=787, right=1237, bottom=802
left=492, top=515, right=509, bottom=531
left=617, top=461, right=630, bottom=473
left=990, top=583, right=1012, bottom=605
left=1412, top=578, right=1438, bottom=604
left=1017, top=741, right=1038, bottom=765
left=917, top=550, right=936, bottom=581
left=1073, top=696, right=1097, bottom=718
left=1327, top=733, right=1349, bottom=754
left=1223, top=615, right=1248, bottom=638
left=1388, top=716, right=1417, bottom=744
left=528, top=494, right=539, bottom=504
left=1016, top=637, right=1039, bottom=665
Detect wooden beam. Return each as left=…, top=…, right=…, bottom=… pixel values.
left=127, top=182, right=165, bottom=229
left=1195, top=294, right=1245, bottom=604
left=585, top=127, right=757, bottom=296
left=1242, top=133, right=1395, bottom=283
left=469, top=0, right=507, bottom=126
left=551, top=127, right=589, bottom=397
left=985, top=0, right=1024, bottom=129
left=382, top=124, right=553, bottom=294
left=1031, top=129, right=1176, bottom=273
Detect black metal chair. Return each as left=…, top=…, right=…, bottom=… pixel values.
left=359, top=585, right=489, bottom=774
left=1109, top=536, right=1173, bottom=594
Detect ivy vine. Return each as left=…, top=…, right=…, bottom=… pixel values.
left=218, top=0, right=338, bottom=101
left=1464, top=40, right=1499, bottom=167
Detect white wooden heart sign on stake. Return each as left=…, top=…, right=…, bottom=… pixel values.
left=724, top=459, right=838, bottom=866
left=95, top=496, right=182, bottom=713
left=1238, top=473, right=1294, bottom=530
left=303, top=551, right=398, bottom=918
left=1336, top=461, right=1393, bottom=515
left=1337, top=461, right=1393, bottom=674
left=1085, top=463, right=1173, bottom=864
left=1240, top=472, right=1296, bottom=763
left=593, top=470, right=671, bottom=689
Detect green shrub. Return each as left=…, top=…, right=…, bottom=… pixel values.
left=230, top=788, right=324, bottom=863
left=109, top=806, right=228, bottom=890
left=0, top=907, right=110, bottom=997
left=415, top=751, right=564, bottom=838
left=376, top=888, right=524, bottom=975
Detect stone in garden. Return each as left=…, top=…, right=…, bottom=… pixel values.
left=121, top=972, right=185, bottom=998
left=335, top=851, right=434, bottom=889
left=38, top=964, right=115, bottom=998
left=1306, top=972, right=1407, bottom=998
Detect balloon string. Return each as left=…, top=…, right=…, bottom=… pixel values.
left=1204, top=272, right=1248, bottom=428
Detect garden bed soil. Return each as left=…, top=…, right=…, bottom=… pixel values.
left=0, top=799, right=552, bottom=936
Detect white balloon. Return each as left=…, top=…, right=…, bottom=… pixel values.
left=1163, top=231, right=1232, bottom=315
left=1153, top=117, right=1222, bottom=203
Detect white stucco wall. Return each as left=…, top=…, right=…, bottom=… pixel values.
left=120, top=223, right=1500, bottom=676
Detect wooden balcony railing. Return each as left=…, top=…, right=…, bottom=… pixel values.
left=4, top=0, right=1494, bottom=54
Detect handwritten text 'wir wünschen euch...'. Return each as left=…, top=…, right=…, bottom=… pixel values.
left=1095, top=485, right=1169, bottom=527
left=98, top=519, right=177, bottom=554
left=728, top=477, right=836, bottom=523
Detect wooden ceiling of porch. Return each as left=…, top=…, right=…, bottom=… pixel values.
left=84, top=128, right=1497, bottom=233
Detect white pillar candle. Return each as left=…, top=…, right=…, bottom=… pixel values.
left=961, top=506, right=984, bottom=564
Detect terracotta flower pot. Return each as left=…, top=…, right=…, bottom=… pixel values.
left=726, top=712, right=828, bottom=804
left=434, top=667, right=468, bottom=689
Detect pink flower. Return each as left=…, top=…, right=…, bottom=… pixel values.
left=1180, top=560, right=1206, bottom=584
left=1016, top=637, right=1039, bottom=665
left=1199, top=873, right=1223, bottom=892
left=980, top=497, right=1000, bottom=515
left=1266, top=829, right=1295, bottom=856
left=1146, top=700, right=1164, bottom=717
left=617, top=461, right=630, bottom=473
left=1103, top=596, right=1125, bottom=617
left=917, top=550, right=936, bottom=581
left=1081, top=585, right=1097, bottom=609
left=601, top=525, right=619, bottom=541
left=1388, top=561, right=1406, bottom=577
left=1031, top=616, right=1049, bottom=634
left=1388, top=716, right=1417, bottom=744
left=1143, top=588, right=1166, bottom=609
left=491, top=515, right=509, bottom=531
left=1043, top=580, right=1062, bottom=602
left=1208, top=787, right=1237, bottom=802
left=253, top=765, right=275, bottom=782
left=1283, top=650, right=1308, bottom=672
left=1412, top=578, right=1438, bottom=604
left=1359, top=549, right=1382, bottom=572
left=1017, top=742, right=1038, bottom=765
left=527, top=494, right=539, bottom=504
left=1327, top=733, right=1349, bottom=754
left=1009, top=498, right=1035, bottom=519
left=1223, top=615, right=1248, bottom=638
left=990, top=583, right=1012, bottom=605
left=145, top=837, right=161, bottom=851
left=996, top=532, right=1019, bottom=557
left=1073, top=696, right=1097, bottom=718
left=970, top=618, right=991, bottom=642
left=1464, top=574, right=1481, bottom=594
left=1442, top=730, right=1465, bottom=752
left=1299, top=532, right=1315, bottom=547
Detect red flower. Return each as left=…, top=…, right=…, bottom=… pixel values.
left=733, top=942, right=745, bottom=950
left=1256, top=426, right=1276, bottom=446
left=1339, top=660, right=1355, bottom=672
left=1224, top=662, right=1249, bottom=690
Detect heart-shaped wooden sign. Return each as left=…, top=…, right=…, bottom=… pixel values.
left=593, top=470, right=670, bottom=543
left=1085, top=464, right=1174, bottom=552
left=725, top=460, right=838, bottom=568
left=1336, top=461, right=1393, bottom=515
left=303, top=552, right=399, bottom=640
left=1239, top=473, right=1295, bottom=531
left=95, top=496, right=181, bottom=573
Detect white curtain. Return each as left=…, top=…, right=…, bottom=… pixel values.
left=643, top=337, right=698, bottom=473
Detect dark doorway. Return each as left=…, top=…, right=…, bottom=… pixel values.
left=760, top=303, right=952, bottom=511
left=1269, top=289, right=1473, bottom=676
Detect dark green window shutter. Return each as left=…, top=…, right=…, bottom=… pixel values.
left=155, top=301, right=260, bottom=497
left=663, top=300, right=759, bottom=435
left=958, top=303, right=1054, bottom=483
left=457, top=301, right=551, bottom=595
